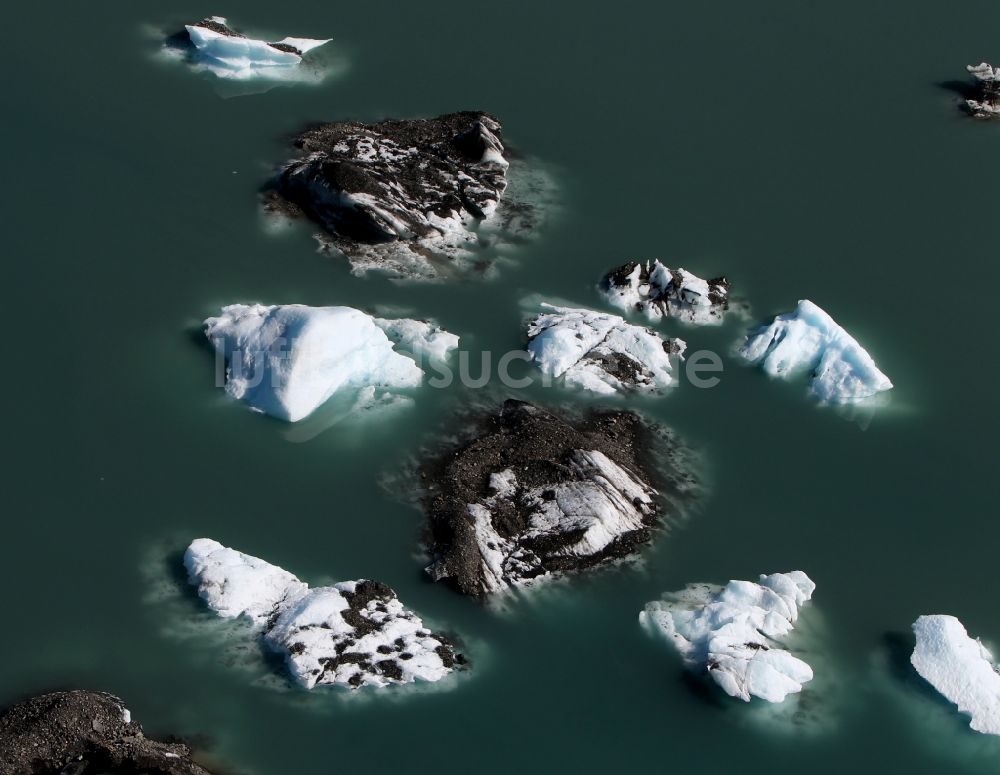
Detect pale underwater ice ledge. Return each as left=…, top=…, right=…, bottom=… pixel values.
left=162, top=16, right=332, bottom=82
left=738, top=299, right=893, bottom=405
left=262, top=112, right=558, bottom=281
left=640, top=571, right=816, bottom=703
left=203, top=303, right=459, bottom=422
left=183, top=539, right=465, bottom=690
left=524, top=303, right=686, bottom=395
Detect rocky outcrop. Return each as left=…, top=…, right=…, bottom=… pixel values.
left=422, top=400, right=672, bottom=598
left=600, top=260, right=730, bottom=325
left=184, top=539, right=464, bottom=689
left=0, top=691, right=210, bottom=775
left=965, top=63, right=1000, bottom=117
left=264, top=112, right=536, bottom=279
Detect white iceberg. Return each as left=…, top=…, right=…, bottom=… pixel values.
left=641, top=571, right=816, bottom=703
left=184, top=539, right=462, bottom=690
left=180, top=17, right=330, bottom=80
left=738, top=300, right=892, bottom=404
left=203, top=304, right=458, bottom=422
left=911, top=614, right=1000, bottom=735
left=526, top=304, right=685, bottom=395
left=600, top=260, right=730, bottom=325
left=372, top=317, right=460, bottom=366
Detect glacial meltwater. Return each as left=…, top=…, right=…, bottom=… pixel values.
left=3, top=1, right=1000, bottom=773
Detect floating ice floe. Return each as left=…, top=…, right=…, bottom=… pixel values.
left=911, top=614, right=1000, bottom=735
left=184, top=538, right=462, bottom=690
left=424, top=400, right=672, bottom=598
left=738, top=300, right=892, bottom=404
left=641, top=571, right=816, bottom=703
left=965, top=63, right=1000, bottom=117
left=525, top=304, right=685, bottom=395
left=264, top=112, right=546, bottom=280
left=203, top=304, right=458, bottom=422
left=171, top=16, right=331, bottom=80
left=600, top=260, right=731, bottom=325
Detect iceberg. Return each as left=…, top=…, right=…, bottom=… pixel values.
left=600, top=260, right=730, bottom=325
left=203, top=304, right=458, bottom=422
left=911, top=614, right=1000, bottom=735
left=174, top=17, right=331, bottom=80
left=965, top=63, right=1000, bottom=117
left=423, top=400, right=675, bottom=598
left=264, top=112, right=540, bottom=280
left=738, top=300, right=892, bottom=404
left=640, top=571, right=816, bottom=703
left=184, top=539, right=463, bottom=690
left=525, top=304, right=685, bottom=394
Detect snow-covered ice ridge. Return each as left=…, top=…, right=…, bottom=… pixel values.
left=184, top=539, right=463, bottom=690
left=601, top=260, right=730, bottom=325
left=738, top=300, right=892, bottom=404
left=174, top=17, right=330, bottom=80
left=526, top=304, right=686, bottom=395
left=911, top=614, right=1000, bottom=735
left=265, top=112, right=530, bottom=280
left=203, top=303, right=458, bottom=422
left=424, top=400, right=665, bottom=599
left=641, top=571, right=816, bottom=703
left=966, top=63, right=1000, bottom=117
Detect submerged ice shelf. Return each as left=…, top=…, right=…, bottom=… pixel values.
left=641, top=571, right=816, bottom=703
left=525, top=304, right=685, bottom=395
left=203, top=303, right=458, bottom=422
left=911, top=614, right=1000, bottom=735
left=184, top=539, right=463, bottom=690
left=738, top=300, right=892, bottom=404
left=171, top=16, right=331, bottom=80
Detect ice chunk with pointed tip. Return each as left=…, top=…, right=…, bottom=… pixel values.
left=203, top=304, right=457, bottom=422
left=183, top=538, right=308, bottom=625
left=180, top=17, right=331, bottom=80
left=911, top=614, right=1000, bottom=735
left=738, top=300, right=892, bottom=404
left=641, top=571, right=816, bottom=703
left=526, top=304, right=685, bottom=395
left=183, top=540, right=462, bottom=690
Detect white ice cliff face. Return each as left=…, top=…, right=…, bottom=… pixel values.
left=966, top=63, right=1000, bottom=117
left=181, top=17, right=330, bottom=80
left=601, top=260, right=730, bottom=325
left=738, top=300, right=892, bottom=404
left=184, top=539, right=461, bottom=690
left=436, top=450, right=658, bottom=596
left=641, top=571, right=816, bottom=703
left=525, top=304, right=686, bottom=395
left=203, top=304, right=458, bottom=422
left=911, top=614, right=1000, bottom=735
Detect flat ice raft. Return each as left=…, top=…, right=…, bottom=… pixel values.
left=738, top=300, right=892, bottom=404
left=204, top=303, right=458, bottom=421
left=911, top=614, right=1000, bottom=735
left=184, top=539, right=462, bottom=689
left=641, top=571, right=816, bottom=702
left=179, top=17, right=330, bottom=80
left=526, top=304, right=685, bottom=394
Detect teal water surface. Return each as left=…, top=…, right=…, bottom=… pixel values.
left=4, top=1, right=1000, bottom=773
